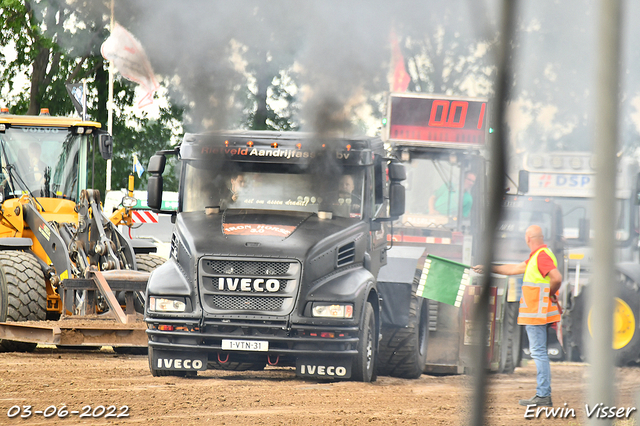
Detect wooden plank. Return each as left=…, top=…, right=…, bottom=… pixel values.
left=90, top=269, right=129, bottom=324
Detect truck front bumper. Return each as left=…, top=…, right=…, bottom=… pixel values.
left=145, top=317, right=360, bottom=357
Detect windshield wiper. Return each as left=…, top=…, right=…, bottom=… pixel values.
left=0, top=140, right=17, bottom=196
left=43, top=166, right=51, bottom=198
left=0, top=140, right=45, bottom=211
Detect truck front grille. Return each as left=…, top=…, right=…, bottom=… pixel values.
left=211, top=295, right=285, bottom=311
left=199, top=257, right=301, bottom=316
left=203, top=260, right=290, bottom=276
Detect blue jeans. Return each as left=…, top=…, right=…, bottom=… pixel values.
left=525, top=324, right=551, bottom=397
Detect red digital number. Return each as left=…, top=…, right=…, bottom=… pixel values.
left=428, top=100, right=449, bottom=127
left=447, top=101, right=467, bottom=128
left=477, top=102, right=486, bottom=130
left=428, top=100, right=468, bottom=128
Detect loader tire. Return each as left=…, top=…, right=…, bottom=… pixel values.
left=0, top=251, right=47, bottom=352
left=112, top=254, right=165, bottom=355
left=377, top=278, right=428, bottom=379
left=131, top=253, right=165, bottom=313
left=498, top=301, right=522, bottom=374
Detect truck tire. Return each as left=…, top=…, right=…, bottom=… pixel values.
left=377, top=294, right=428, bottom=379
left=613, top=278, right=640, bottom=366
left=148, top=346, right=196, bottom=377
left=563, top=293, right=585, bottom=362
left=135, top=253, right=166, bottom=272
left=498, top=301, right=522, bottom=374
left=0, top=251, right=47, bottom=352
left=563, top=278, right=640, bottom=366
left=352, top=301, right=377, bottom=382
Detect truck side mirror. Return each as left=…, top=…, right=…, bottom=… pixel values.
left=147, top=154, right=166, bottom=174
left=388, top=161, right=406, bottom=181
left=635, top=173, right=640, bottom=205
left=518, top=170, right=529, bottom=194
left=95, top=130, right=113, bottom=160
left=389, top=182, right=405, bottom=219
left=578, top=218, right=590, bottom=242
left=147, top=154, right=166, bottom=211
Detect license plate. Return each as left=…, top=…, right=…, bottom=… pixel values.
left=221, top=339, right=269, bottom=351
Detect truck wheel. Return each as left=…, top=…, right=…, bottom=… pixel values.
left=0, top=251, right=47, bottom=352
left=567, top=277, right=640, bottom=366
left=148, top=346, right=195, bottom=377
left=377, top=295, right=428, bottom=379
left=612, top=278, right=640, bottom=366
left=352, top=301, right=377, bottom=382
left=498, top=301, right=522, bottom=374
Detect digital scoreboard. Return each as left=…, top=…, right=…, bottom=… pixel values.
left=386, top=93, right=489, bottom=149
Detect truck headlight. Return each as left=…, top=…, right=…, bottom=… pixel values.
left=311, top=303, right=353, bottom=318
left=149, top=297, right=186, bottom=312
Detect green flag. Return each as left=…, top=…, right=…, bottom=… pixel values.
left=416, top=254, right=471, bottom=307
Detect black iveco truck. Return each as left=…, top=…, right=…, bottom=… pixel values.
left=144, top=131, right=405, bottom=382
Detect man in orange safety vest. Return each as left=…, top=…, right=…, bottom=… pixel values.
left=475, top=225, right=562, bottom=407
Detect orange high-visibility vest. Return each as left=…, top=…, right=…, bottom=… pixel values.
left=518, top=247, right=561, bottom=325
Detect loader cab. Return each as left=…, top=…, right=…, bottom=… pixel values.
left=0, top=115, right=107, bottom=202
left=400, top=148, right=484, bottom=232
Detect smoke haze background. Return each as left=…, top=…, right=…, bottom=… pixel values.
left=113, top=0, right=498, bottom=135
left=15, top=0, right=640, bottom=153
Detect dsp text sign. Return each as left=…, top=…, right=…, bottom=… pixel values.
left=528, top=173, right=594, bottom=197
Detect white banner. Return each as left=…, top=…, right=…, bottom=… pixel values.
left=101, top=22, right=159, bottom=108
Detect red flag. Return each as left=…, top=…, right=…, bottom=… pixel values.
left=390, top=33, right=410, bottom=92
left=101, top=23, right=160, bottom=108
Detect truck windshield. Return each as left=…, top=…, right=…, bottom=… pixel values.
left=0, top=126, right=84, bottom=201
left=499, top=208, right=554, bottom=242
left=559, top=197, right=630, bottom=244
left=182, top=161, right=365, bottom=218
left=401, top=156, right=475, bottom=228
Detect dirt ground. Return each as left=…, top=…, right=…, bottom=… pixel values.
left=0, top=347, right=639, bottom=426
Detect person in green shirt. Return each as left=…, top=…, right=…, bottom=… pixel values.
left=428, top=171, right=476, bottom=218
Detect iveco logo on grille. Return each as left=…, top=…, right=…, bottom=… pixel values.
left=218, top=277, right=281, bottom=292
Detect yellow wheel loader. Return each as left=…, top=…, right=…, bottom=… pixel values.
left=0, top=109, right=164, bottom=351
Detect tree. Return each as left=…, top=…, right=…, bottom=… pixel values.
left=396, top=2, right=498, bottom=98
left=504, top=1, right=598, bottom=153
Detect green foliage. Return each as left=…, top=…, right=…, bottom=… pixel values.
left=107, top=103, right=183, bottom=192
